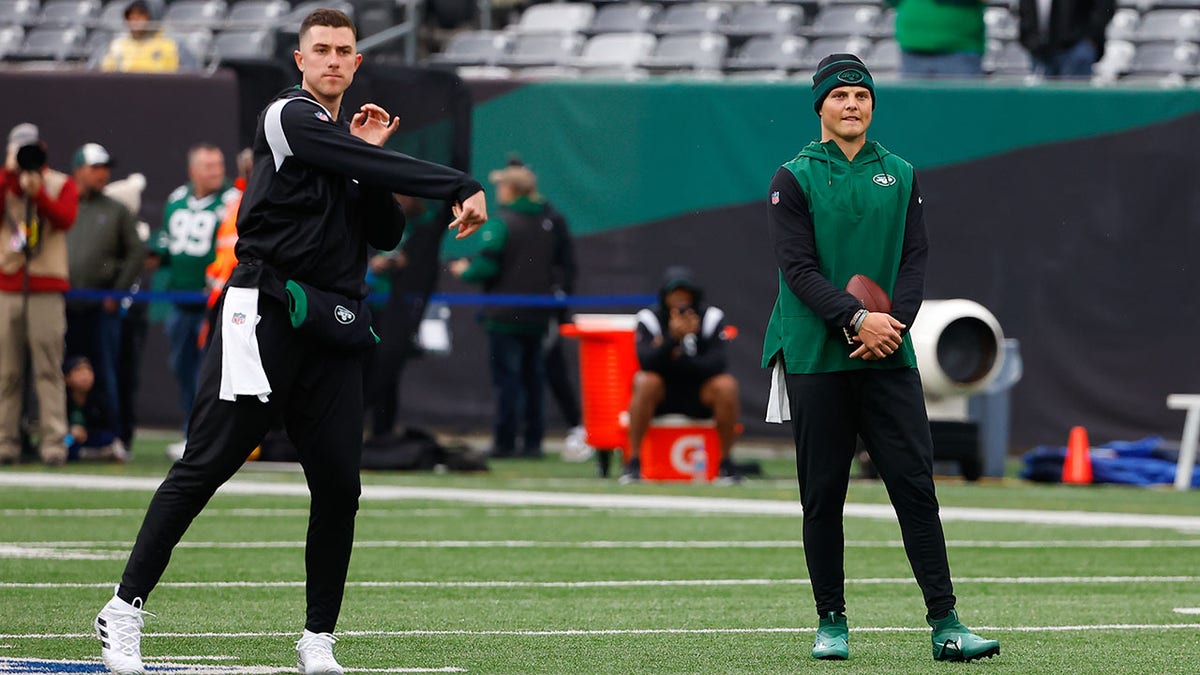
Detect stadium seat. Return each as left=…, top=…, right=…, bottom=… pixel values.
left=497, top=32, right=585, bottom=67
left=653, top=3, right=731, bottom=35
left=163, top=0, right=227, bottom=29
left=1093, top=38, right=1136, bottom=79
left=95, top=0, right=129, bottom=30
left=868, top=37, right=900, bottom=72
left=724, top=34, right=807, bottom=71
left=798, top=35, right=871, bottom=67
left=454, top=64, right=513, bottom=79
left=169, top=26, right=212, bottom=64
left=587, top=3, right=662, bottom=35
left=804, top=5, right=881, bottom=38
left=640, top=32, right=726, bottom=71
left=578, top=64, right=650, bottom=79
left=1128, top=39, right=1198, bottom=73
left=224, top=0, right=290, bottom=29
left=210, top=27, right=274, bottom=62
left=428, top=30, right=511, bottom=66
left=512, top=64, right=582, bottom=79
left=984, top=40, right=1032, bottom=74
left=2, top=0, right=42, bottom=26
left=281, top=0, right=353, bottom=33
left=1134, top=9, right=1200, bottom=41
left=37, top=0, right=101, bottom=27
left=724, top=4, right=805, bottom=38
left=871, top=8, right=895, bottom=38
left=1107, top=8, right=1141, bottom=41
left=14, top=24, right=86, bottom=59
left=0, top=25, right=25, bottom=59
left=724, top=68, right=791, bottom=81
left=513, top=2, right=595, bottom=34
left=575, top=32, right=656, bottom=69
left=984, top=6, right=1018, bottom=40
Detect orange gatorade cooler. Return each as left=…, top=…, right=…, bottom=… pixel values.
left=559, top=315, right=639, bottom=456
left=639, top=416, right=721, bottom=482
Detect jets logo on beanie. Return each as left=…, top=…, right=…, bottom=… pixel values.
left=812, top=53, right=875, bottom=114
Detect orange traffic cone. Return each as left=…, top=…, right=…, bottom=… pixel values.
left=1062, top=426, right=1093, bottom=484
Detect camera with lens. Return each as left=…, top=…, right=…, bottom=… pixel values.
left=16, top=143, right=47, bottom=172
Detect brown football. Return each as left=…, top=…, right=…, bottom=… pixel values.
left=845, top=274, right=892, bottom=313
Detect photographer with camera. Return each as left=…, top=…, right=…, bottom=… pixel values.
left=0, top=123, right=79, bottom=466
left=621, top=266, right=742, bottom=483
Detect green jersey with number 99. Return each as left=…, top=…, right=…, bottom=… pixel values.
left=154, top=181, right=241, bottom=294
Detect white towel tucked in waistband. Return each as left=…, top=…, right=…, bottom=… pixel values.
left=765, top=358, right=790, bottom=423
left=219, top=286, right=271, bottom=403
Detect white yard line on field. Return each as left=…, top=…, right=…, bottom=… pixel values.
left=5, top=539, right=1200, bottom=551
left=3, top=575, right=1199, bottom=591
left=3, top=624, right=1200, bottom=642
left=1173, top=608, right=1200, bottom=614
left=0, top=657, right=464, bottom=673
left=2, top=472, right=1199, bottom=531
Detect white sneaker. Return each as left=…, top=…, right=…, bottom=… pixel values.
left=296, top=630, right=344, bottom=675
left=95, top=589, right=152, bottom=675
left=165, top=439, right=186, bottom=461
left=562, top=426, right=594, bottom=462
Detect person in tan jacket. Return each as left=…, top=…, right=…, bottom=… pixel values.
left=0, top=123, right=78, bottom=465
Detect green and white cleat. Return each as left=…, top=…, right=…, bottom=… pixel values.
left=811, top=611, right=849, bottom=660
left=928, top=610, right=1000, bottom=662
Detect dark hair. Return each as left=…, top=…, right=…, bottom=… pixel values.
left=299, top=8, right=357, bottom=41
left=187, top=142, right=222, bottom=165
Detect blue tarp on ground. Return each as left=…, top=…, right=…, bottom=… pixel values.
left=1021, top=436, right=1200, bottom=487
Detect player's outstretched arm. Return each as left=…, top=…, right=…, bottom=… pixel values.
left=267, top=97, right=483, bottom=204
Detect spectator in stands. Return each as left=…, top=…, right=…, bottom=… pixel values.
left=449, top=163, right=566, bottom=459
left=0, top=123, right=78, bottom=466
left=151, top=143, right=239, bottom=459
left=1018, top=0, right=1114, bottom=77
left=890, top=0, right=986, bottom=77
left=620, top=266, right=740, bottom=483
left=63, top=355, right=128, bottom=462
left=101, top=0, right=181, bottom=73
left=65, top=143, right=146, bottom=440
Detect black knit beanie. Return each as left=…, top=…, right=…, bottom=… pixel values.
left=812, top=53, right=875, bottom=114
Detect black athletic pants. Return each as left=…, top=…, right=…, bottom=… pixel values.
left=118, top=293, right=365, bottom=633
left=785, top=367, right=956, bottom=619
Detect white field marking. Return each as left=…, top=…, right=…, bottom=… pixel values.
left=4, top=575, right=1200, bottom=591
left=1174, top=608, right=1200, bottom=614
left=0, top=657, right=464, bottom=673
left=0, top=544, right=125, bottom=561
left=9, top=539, right=1200, bottom=551
left=4, top=472, right=1200, bottom=531
left=6, top=624, right=1200, bottom=641
left=145, top=655, right=237, bottom=661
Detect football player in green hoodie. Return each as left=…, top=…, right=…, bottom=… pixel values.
left=763, top=54, right=1000, bottom=663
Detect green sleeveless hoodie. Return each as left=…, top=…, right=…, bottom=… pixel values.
left=762, top=140, right=918, bottom=375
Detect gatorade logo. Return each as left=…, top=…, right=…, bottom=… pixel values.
left=837, top=70, right=864, bottom=84
left=872, top=173, right=896, bottom=187
left=334, top=305, right=355, bottom=324
left=669, top=434, right=708, bottom=476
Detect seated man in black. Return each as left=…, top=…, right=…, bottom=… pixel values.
left=622, top=266, right=741, bottom=482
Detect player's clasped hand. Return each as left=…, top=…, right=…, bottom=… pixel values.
left=449, top=190, right=488, bottom=240
left=349, top=103, right=400, bottom=147
left=850, top=312, right=906, bottom=361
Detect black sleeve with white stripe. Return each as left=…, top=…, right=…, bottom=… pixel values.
left=266, top=97, right=484, bottom=203
left=635, top=310, right=677, bottom=372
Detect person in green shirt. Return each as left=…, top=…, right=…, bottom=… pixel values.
left=890, top=0, right=986, bottom=77
left=150, top=142, right=240, bottom=455
left=763, top=54, right=999, bottom=663
left=450, top=164, right=565, bottom=459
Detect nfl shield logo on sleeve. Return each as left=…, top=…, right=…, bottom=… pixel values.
left=231, top=312, right=246, bottom=325
left=771, top=191, right=780, bottom=205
